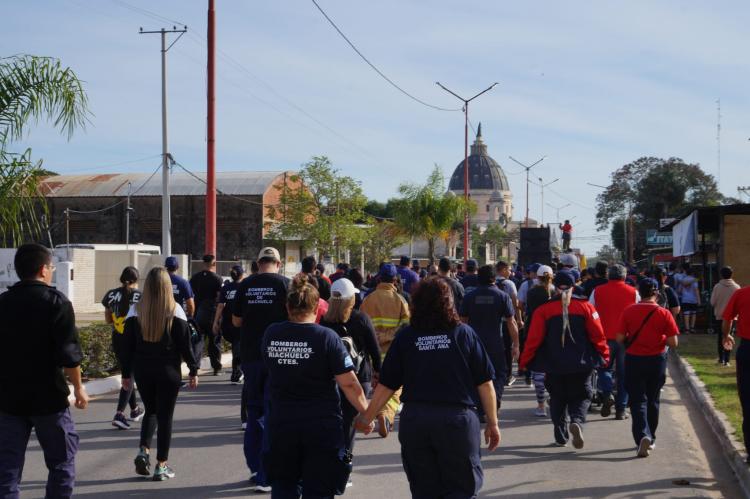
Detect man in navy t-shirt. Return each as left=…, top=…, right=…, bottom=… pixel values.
left=460, top=265, right=519, bottom=404
left=165, top=256, right=195, bottom=318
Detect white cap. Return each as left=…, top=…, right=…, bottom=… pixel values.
left=258, top=247, right=281, bottom=262
left=330, top=278, right=359, bottom=299
left=559, top=252, right=579, bottom=269
left=536, top=265, right=554, bottom=277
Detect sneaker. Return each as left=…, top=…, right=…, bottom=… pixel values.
left=346, top=480, right=353, bottom=488
left=525, top=376, right=532, bottom=386
left=112, top=412, right=131, bottom=430
left=637, top=436, right=652, bottom=457
left=242, top=422, right=247, bottom=430
left=213, top=367, right=222, bottom=376
left=534, top=407, right=546, bottom=417
left=153, top=464, right=176, bottom=481
left=615, top=410, right=629, bottom=420
left=377, top=414, right=390, bottom=438
left=254, top=484, right=272, bottom=493
left=569, top=422, right=584, bottom=449
left=649, top=440, right=656, bottom=451
left=130, top=406, right=145, bottom=422
left=600, top=395, right=614, bottom=418
left=134, top=449, right=151, bottom=476
left=230, top=372, right=242, bottom=383
left=506, top=376, right=516, bottom=387
left=553, top=441, right=567, bottom=447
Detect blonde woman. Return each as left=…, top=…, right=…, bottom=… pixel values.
left=121, top=267, right=200, bottom=481
left=320, top=278, right=381, bottom=457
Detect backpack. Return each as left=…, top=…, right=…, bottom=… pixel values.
left=656, top=287, right=670, bottom=309
left=332, top=324, right=364, bottom=374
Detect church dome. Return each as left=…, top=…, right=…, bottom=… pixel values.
left=448, top=123, right=510, bottom=192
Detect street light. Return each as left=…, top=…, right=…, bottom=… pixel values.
left=509, top=155, right=547, bottom=227
left=546, top=202, right=570, bottom=223
left=436, top=81, right=499, bottom=263
left=536, top=177, right=559, bottom=224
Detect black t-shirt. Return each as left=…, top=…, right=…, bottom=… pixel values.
left=102, top=287, right=142, bottom=334
left=233, top=272, right=290, bottom=362
left=658, top=285, right=680, bottom=310
left=526, top=285, right=553, bottom=328
left=320, top=309, right=382, bottom=382
left=460, top=285, right=515, bottom=354
left=218, top=280, right=240, bottom=328
left=190, top=270, right=223, bottom=311
left=315, top=275, right=331, bottom=301
left=379, top=323, right=494, bottom=407
left=262, top=321, right=354, bottom=422
left=0, top=281, right=83, bottom=416
left=441, top=276, right=465, bottom=311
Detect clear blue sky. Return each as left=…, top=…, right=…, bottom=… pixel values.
left=6, top=0, right=750, bottom=256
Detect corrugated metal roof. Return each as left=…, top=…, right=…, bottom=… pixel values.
left=41, top=171, right=292, bottom=198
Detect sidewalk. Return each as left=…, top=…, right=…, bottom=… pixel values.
left=68, top=352, right=234, bottom=402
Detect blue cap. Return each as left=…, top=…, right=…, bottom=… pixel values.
left=466, top=259, right=478, bottom=271
left=553, top=269, right=576, bottom=288
left=525, top=263, right=541, bottom=273
left=379, top=263, right=398, bottom=279
left=231, top=264, right=245, bottom=274
left=165, top=256, right=179, bottom=270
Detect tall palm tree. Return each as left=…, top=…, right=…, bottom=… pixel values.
left=0, top=55, right=89, bottom=246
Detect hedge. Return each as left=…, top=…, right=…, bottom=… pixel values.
left=78, top=322, right=119, bottom=379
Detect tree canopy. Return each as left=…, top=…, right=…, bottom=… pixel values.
left=1, top=55, right=89, bottom=246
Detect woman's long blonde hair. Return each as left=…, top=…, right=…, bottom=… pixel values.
left=324, top=295, right=355, bottom=324
left=136, top=267, right=176, bottom=342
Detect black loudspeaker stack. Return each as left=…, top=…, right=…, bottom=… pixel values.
left=518, top=227, right=552, bottom=266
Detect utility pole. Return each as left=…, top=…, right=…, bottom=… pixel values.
left=125, top=182, right=133, bottom=250
left=435, top=81, right=499, bottom=263
left=738, top=186, right=750, bottom=200
left=206, top=0, right=217, bottom=256
left=535, top=177, right=559, bottom=225
left=509, top=155, right=547, bottom=227
left=139, top=25, right=187, bottom=258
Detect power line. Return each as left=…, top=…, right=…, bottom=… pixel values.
left=53, top=154, right=163, bottom=173
left=310, top=0, right=460, bottom=112
left=111, top=0, right=186, bottom=27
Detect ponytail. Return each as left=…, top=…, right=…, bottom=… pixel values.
left=287, top=274, right=319, bottom=319
left=560, top=287, right=575, bottom=348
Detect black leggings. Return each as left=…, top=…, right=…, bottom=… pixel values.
left=134, top=364, right=181, bottom=462
left=113, top=333, right=139, bottom=413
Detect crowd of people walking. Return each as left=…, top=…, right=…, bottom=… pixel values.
left=3, top=242, right=750, bottom=498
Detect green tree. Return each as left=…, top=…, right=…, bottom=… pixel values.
left=267, top=156, right=369, bottom=260
left=595, top=157, right=728, bottom=261
left=393, top=165, right=473, bottom=263
left=1, top=55, right=88, bottom=246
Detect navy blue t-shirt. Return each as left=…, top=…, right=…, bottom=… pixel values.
left=169, top=273, right=194, bottom=315
left=460, top=285, right=515, bottom=354
left=460, top=273, right=480, bottom=294
left=262, top=322, right=354, bottom=422
left=218, top=280, right=240, bottom=328
left=379, top=323, right=494, bottom=407
left=233, top=272, right=290, bottom=362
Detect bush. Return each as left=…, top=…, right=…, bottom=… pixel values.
left=78, top=322, right=118, bottom=379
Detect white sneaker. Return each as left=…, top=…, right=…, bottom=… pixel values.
left=637, top=436, right=652, bottom=457
left=241, top=422, right=247, bottom=430
left=534, top=407, right=546, bottom=417
left=569, top=422, right=584, bottom=449
left=254, top=484, right=271, bottom=493
left=346, top=480, right=353, bottom=488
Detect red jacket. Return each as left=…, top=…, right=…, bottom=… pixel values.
left=590, top=280, right=639, bottom=340
left=519, top=296, right=609, bottom=373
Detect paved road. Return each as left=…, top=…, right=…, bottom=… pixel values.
left=18, top=359, right=744, bottom=498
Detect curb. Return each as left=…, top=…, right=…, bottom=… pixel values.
left=669, top=351, right=750, bottom=498
left=68, top=352, right=235, bottom=402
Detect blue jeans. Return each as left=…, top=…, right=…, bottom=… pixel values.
left=242, top=361, right=268, bottom=487
left=597, top=340, right=628, bottom=410
left=624, top=353, right=667, bottom=446
left=0, top=408, right=79, bottom=499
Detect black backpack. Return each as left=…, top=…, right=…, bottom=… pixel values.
left=331, top=324, right=363, bottom=373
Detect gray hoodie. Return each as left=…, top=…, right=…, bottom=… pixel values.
left=711, top=279, right=740, bottom=317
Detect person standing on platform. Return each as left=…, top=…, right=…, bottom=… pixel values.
left=232, top=247, right=289, bottom=493
left=617, top=278, right=679, bottom=458
left=356, top=277, right=500, bottom=498
left=102, top=266, right=144, bottom=430
left=560, top=220, right=573, bottom=251
left=190, top=255, right=224, bottom=375
left=0, top=244, right=89, bottom=499
left=520, top=270, right=609, bottom=449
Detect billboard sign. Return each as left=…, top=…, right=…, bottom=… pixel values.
left=646, top=229, right=673, bottom=246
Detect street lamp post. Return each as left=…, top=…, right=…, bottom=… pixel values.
left=536, top=177, right=559, bottom=225
left=436, top=82, right=499, bottom=263
left=509, top=155, right=547, bottom=227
